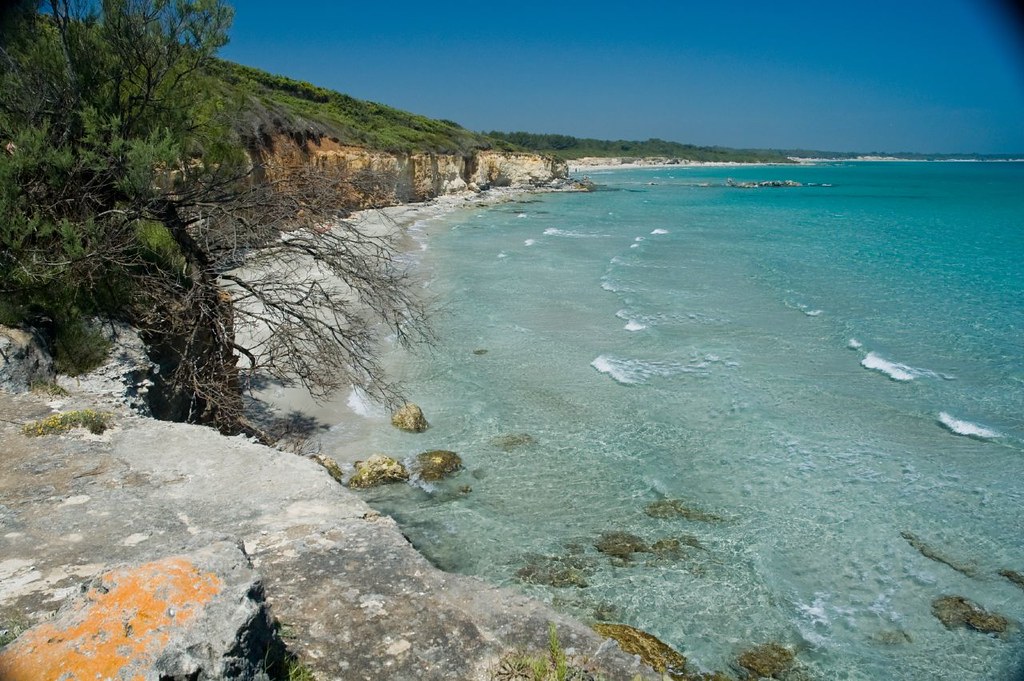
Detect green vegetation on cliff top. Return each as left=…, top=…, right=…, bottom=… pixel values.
left=210, top=60, right=509, bottom=155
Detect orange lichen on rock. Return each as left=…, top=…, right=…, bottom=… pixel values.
left=0, top=556, right=223, bottom=681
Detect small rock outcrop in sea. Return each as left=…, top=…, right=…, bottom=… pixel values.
left=391, top=403, right=429, bottom=432
left=931, top=595, right=1010, bottom=634
left=490, top=433, right=537, bottom=451
left=900, top=531, right=978, bottom=577
left=726, top=179, right=803, bottom=189
left=645, top=499, right=724, bottom=523
left=735, top=642, right=795, bottom=678
left=415, top=449, right=463, bottom=481
left=347, top=454, right=410, bottom=488
left=592, top=623, right=689, bottom=679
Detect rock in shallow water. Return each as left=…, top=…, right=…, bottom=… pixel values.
left=592, top=623, right=688, bottom=678
left=736, top=642, right=795, bottom=678
left=391, top=403, right=429, bottom=432
left=931, top=595, right=1010, bottom=634
left=348, top=454, right=410, bottom=488
left=416, top=449, right=463, bottom=481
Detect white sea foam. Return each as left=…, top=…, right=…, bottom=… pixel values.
left=938, top=412, right=1000, bottom=439
left=516, top=213, right=528, bottom=219
left=591, top=355, right=704, bottom=384
left=847, top=338, right=863, bottom=350
left=347, top=387, right=384, bottom=418
left=524, top=239, right=536, bottom=246
left=543, top=227, right=606, bottom=238
left=804, top=309, right=823, bottom=317
left=651, top=228, right=669, bottom=235
left=629, top=243, right=640, bottom=249
left=624, top=320, right=646, bottom=331
left=860, top=352, right=918, bottom=381
left=497, top=251, right=508, bottom=259
left=634, top=236, right=645, bottom=242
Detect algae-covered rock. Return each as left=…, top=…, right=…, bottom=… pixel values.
left=645, top=499, right=723, bottom=522
left=391, top=403, right=429, bottom=432
left=999, top=569, right=1024, bottom=591
left=931, top=595, right=1009, bottom=634
left=594, top=531, right=649, bottom=561
left=311, top=454, right=343, bottom=484
left=592, top=623, right=687, bottom=679
left=489, top=433, right=537, bottom=451
left=347, top=455, right=410, bottom=489
left=736, top=643, right=795, bottom=678
left=416, top=450, right=463, bottom=481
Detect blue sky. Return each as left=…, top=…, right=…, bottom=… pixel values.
left=220, top=1, right=1024, bottom=153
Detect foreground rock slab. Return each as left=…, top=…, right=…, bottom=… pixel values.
left=0, top=390, right=656, bottom=680
left=0, top=542, right=273, bottom=680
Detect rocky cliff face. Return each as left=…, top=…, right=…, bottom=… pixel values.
left=259, top=135, right=567, bottom=206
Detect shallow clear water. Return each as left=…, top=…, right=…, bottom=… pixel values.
left=328, top=163, right=1024, bottom=680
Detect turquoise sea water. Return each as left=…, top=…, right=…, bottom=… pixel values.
left=330, top=163, right=1024, bottom=680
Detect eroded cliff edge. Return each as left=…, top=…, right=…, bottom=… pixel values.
left=254, top=132, right=569, bottom=206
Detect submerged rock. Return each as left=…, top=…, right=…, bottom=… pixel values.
left=999, top=569, right=1024, bottom=591
left=416, top=450, right=463, bottom=481
left=515, top=554, right=594, bottom=589
left=645, top=499, right=723, bottom=523
left=592, top=623, right=688, bottom=679
left=391, top=403, right=429, bottom=432
left=736, top=643, right=795, bottom=678
left=931, top=595, right=1010, bottom=634
left=900, top=531, right=978, bottom=577
left=594, top=531, right=650, bottom=561
left=347, top=455, right=410, bottom=488
left=490, top=433, right=537, bottom=451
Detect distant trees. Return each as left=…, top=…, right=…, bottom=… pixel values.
left=1, top=1, right=429, bottom=435
left=486, top=130, right=794, bottom=163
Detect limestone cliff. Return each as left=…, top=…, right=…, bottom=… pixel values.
left=257, top=134, right=567, bottom=207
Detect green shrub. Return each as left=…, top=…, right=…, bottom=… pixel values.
left=54, top=319, right=111, bottom=376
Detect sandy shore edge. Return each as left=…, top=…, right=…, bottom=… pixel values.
left=248, top=183, right=575, bottom=438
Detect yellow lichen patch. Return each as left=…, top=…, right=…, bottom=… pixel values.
left=0, top=557, right=223, bottom=681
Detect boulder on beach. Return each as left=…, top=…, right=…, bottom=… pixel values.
left=391, top=403, right=428, bottom=432
left=347, top=455, right=410, bottom=489
left=931, top=595, right=1010, bottom=634
left=416, top=450, right=463, bottom=481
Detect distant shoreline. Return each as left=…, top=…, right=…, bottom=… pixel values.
left=569, top=156, right=1024, bottom=173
